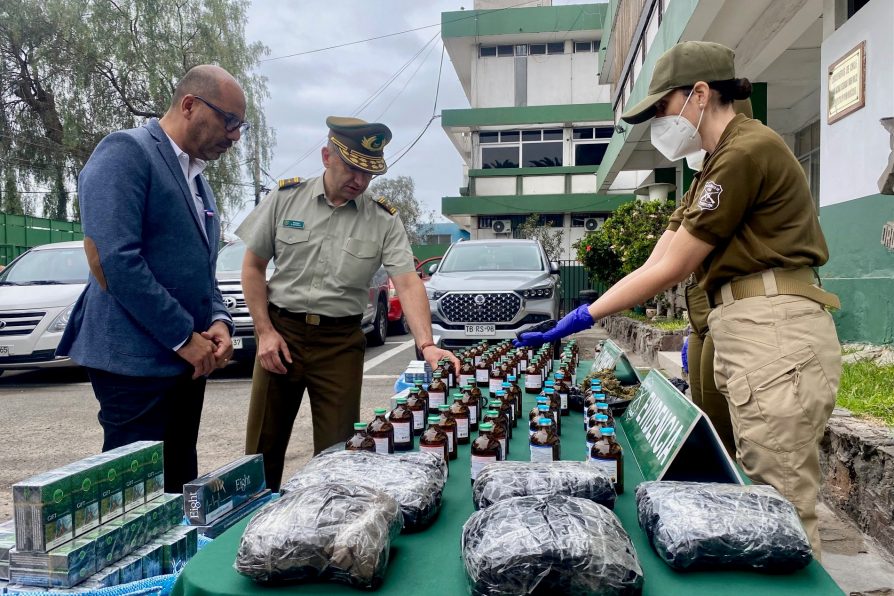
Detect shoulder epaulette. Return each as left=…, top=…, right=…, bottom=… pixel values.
left=373, top=195, right=397, bottom=215
left=278, top=177, right=303, bottom=190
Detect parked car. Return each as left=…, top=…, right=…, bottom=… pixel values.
left=216, top=240, right=391, bottom=362
left=425, top=239, right=561, bottom=351
left=386, top=278, right=410, bottom=336
left=0, top=241, right=89, bottom=372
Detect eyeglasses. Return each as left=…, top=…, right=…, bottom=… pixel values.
left=193, top=96, right=250, bottom=133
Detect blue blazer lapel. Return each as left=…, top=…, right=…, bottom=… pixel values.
left=146, top=119, right=211, bottom=249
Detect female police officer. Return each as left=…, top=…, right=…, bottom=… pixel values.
left=516, top=41, right=841, bottom=555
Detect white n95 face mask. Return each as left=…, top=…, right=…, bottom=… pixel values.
left=650, top=89, right=704, bottom=163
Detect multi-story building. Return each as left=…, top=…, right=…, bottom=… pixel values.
left=593, top=0, right=892, bottom=344
left=440, top=1, right=643, bottom=260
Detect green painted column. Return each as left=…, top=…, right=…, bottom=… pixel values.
left=750, top=82, right=767, bottom=125
left=654, top=167, right=676, bottom=202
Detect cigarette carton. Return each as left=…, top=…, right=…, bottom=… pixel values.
left=8, top=537, right=96, bottom=589
left=13, top=470, right=74, bottom=552
left=81, top=523, right=122, bottom=572
left=156, top=493, right=185, bottom=527
left=194, top=490, right=273, bottom=538
left=183, top=455, right=265, bottom=525
left=65, top=461, right=101, bottom=537
left=133, top=543, right=163, bottom=579
left=114, top=554, right=143, bottom=584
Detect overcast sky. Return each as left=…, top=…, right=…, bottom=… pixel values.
left=234, top=0, right=473, bottom=230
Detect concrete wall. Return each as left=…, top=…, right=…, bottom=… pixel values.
left=522, top=175, right=565, bottom=194
left=818, top=0, right=894, bottom=344
left=473, top=56, right=515, bottom=108
left=819, top=0, right=894, bottom=207
left=475, top=177, right=516, bottom=195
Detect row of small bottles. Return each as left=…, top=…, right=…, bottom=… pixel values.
left=583, top=378, right=624, bottom=493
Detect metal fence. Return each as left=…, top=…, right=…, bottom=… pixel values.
left=0, top=213, right=84, bottom=264
left=557, top=259, right=606, bottom=317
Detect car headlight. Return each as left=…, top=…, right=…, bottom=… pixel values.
left=520, top=286, right=554, bottom=299
left=425, top=287, right=447, bottom=300
left=48, top=305, right=75, bottom=332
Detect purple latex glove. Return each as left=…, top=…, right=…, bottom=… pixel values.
left=513, top=304, right=595, bottom=348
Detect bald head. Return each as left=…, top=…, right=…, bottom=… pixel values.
left=170, top=65, right=241, bottom=109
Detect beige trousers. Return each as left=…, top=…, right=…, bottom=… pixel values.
left=708, top=276, right=841, bottom=557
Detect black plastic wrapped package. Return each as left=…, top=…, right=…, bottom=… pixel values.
left=462, top=495, right=643, bottom=595
left=472, top=461, right=615, bottom=510
left=234, top=482, right=402, bottom=588
left=636, top=481, right=812, bottom=571
left=281, top=450, right=447, bottom=530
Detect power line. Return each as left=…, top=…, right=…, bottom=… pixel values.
left=372, top=38, right=442, bottom=122
left=259, top=0, right=543, bottom=63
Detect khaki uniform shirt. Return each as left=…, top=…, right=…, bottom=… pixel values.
left=666, top=114, right=829, bottom=295
left=235, top=175, right=415, bottom=317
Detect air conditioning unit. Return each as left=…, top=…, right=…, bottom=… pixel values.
left=584, top=217, right=605, bottom=232
left=491, top=219, right=513, bottom=234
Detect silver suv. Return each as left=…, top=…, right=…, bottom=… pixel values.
left=425, top=239, right=560, bottom=350
left=216, top=240, right=391, bottom=362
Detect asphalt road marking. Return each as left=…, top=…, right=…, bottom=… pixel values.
left=363, top=339, right=414, bottom=372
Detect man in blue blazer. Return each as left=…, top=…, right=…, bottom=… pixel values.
left=58, top=65, right=244, bottom=492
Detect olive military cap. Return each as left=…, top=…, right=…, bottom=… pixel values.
left=621, top=41, right=736, bottom=124
left=326, top=116, right=392, bottom=175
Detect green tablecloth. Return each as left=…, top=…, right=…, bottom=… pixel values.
left=173, top=361, right=843, bottom=595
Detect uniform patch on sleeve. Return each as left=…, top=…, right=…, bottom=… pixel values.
left=697, top=181, right=723, bottom=211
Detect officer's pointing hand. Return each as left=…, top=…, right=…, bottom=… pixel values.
left=257, top=329, right=292, bottom=374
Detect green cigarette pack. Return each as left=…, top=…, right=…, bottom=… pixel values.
left=81, top=524, right=121, bottom=571
left=183, top=454, right=265, bottom=525
left=13, top=470, right=74, bottom=552
left=105, top=441, right=163, bottom=513
left=113, top=554, right=143, bottom=584
left=65, top=460, right=101, bottom=538
left=133, top=543, right=163, bottom=579
left=157, top=526, right=197, bottom=574
left=81, top=564, right=118, bottom=589
left=96, top=454, right=126, bottom=524
left=105, top=513, right=143, bottom=559
left=155, top=494, right=184, bottom=527
left=8, top=537, right=95, bottom=588
left=130, top=499, right=169, bottom=541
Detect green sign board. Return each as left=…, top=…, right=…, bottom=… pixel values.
left=621, top=370, right=743, bottom=484
left=590, top=339, right=639, bottom=384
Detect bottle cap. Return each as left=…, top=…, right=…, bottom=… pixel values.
left=544, top=388, right=555, bottom=394
left=479, top=422, right=494, bottom=432
left=501, top=382, right=510, bottom=388
left=453, top=392, right=464, bottom=398
left=489, top=400, right=502, bottom=407
left=485, top=409, right=499, bottom=417
left=539, top=417, right=553, bottom=426
left=544, top=380, right=555, bottom=386
left=596, top=414, right=609, bottom=422
left=433, top=372, right=442, bottom=378
left=595, top=393, right=606, bottom=400
left=409, top=387, right=420, bottom=394
left=507, top=375, right=517, bottom=381
left=414, top=380, right=423, bottom=386
left=462, top=384, right=472, bottom=390
left=555, top=373, right=564, bottom=379
left=374, top=407, right=387, bottom=414
left=438, top=404, right=451, bottom=411
left=427, top=415, right=441, bottom=424
left=537, top=405, right=550, bottom=412
left=536, top=397, right=548, bottom=404
left=495, top=390, right=506, bottom=396
left=602, top=427, right=615, bottom=436
left=597, top=403, right=608, bottom=410
left=395, top=397, right=407, bottom=404
left=353, top=422, right=367, bottom=430
left=453, top=395, right=464, bottom=403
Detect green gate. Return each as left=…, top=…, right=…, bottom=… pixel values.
left=0, top=213, right=84, bottom=265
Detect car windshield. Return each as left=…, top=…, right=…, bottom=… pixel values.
left=439, top=243, right=544, bottom=273
left=0, top=246, right=89, bottom=285
left=217, top=241, right=274, bottom=272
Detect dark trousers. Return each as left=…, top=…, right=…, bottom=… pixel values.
left=86, top=367, right=206, bottom=493
left=684, top=284, right=735, bottom=458
left=245, top=307, right=366, bottom=491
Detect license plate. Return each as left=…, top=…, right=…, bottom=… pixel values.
left=231, top=337, right=243, bottom=349
left=465, top=325, right=495, bottom=336
left=0, top=346, right=9, bottom=357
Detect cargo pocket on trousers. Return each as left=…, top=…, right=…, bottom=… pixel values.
left=727, top=346, right=830, bottom=453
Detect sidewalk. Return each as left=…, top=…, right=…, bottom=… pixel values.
left=569, top=326, right=894, bottom=595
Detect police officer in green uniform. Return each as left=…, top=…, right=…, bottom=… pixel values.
left=516, top=41, right=841, bottom=556
left=236, top=116, right=459, bottom=490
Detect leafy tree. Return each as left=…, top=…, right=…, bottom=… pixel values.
left=368, top=176, right=433, bottom=245
left=575, top=229, right=622, bottom=286
left=0, top=0, right=273, bottom=220
left=517, top=213, right=564, bottom=262
left=1, top=170, right=23, bottom=215
left=601, top=199, right=674, bottom=275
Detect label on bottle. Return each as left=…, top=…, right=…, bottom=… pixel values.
left=471, top=455, right=498, bottom=481
left=489, top=378, right=503, bottom=393
left=586, top=441, right=595, bottom=458
left=519, top=358, right=528, bottom=370
left=509, top=404, right=516, bottom=422
left=474, top=355, right=482, bottom=366
left=476, top=369, right=489, bottom=383
left=459, top=374, right=474, bottom=387
left=529, top=428, right=536, bottom=438
left=412, top=410, right=424, bottom=431
left=589, top=457, right=618, bottom=483
left=530, top=444, right=555, bottom=463
left=456, top=418, right=469, bottom=439
left=373, top=437, right=390, bottom=454
left=560, top=392, right=568, bottom=410
left=420, top=444, right=445, bottom=460
left=498, top=438, right=507, bottom=459
left=393, top=422, right=411, bottom=444
left=448, top=373, right=455, bottom=387
left=525, top=375, right=541, bottom=390
left=446, top=431, right=454, bottom=453
left=571, top=372, right=577, bottom=385
left=428, top=392, right=445, bottom=408
left=468, top=405, right=478, bottom=424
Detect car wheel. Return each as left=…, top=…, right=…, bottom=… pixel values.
left=388, top=314, right=411, bottom=336
left=367, top=299, right=388, bottom=346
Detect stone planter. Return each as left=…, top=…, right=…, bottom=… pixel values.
left=599, top=315, right=685, bottom=366
left=820, top=409, right=894, bottom=556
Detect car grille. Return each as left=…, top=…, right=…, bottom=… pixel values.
left=0, top=311, right=46, bottom=336
left=440, top=292, right=521, bottom=323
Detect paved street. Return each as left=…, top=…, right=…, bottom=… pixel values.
left=0, top=332, right=416, bottom=522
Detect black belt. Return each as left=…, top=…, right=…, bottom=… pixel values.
left=269, top=303, right=362, bottom=327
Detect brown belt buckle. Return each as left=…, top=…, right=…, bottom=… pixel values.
left=305, top=314, right=321, bottom=326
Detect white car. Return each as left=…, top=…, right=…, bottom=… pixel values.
left=0, top=241, right=88, bottom=372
